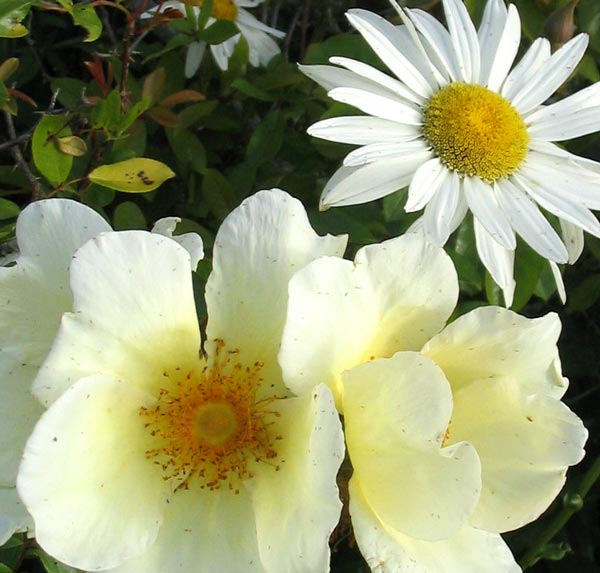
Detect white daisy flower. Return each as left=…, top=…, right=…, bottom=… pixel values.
left=302, top=0, right=600, bottom=306
left=16, top=190, right=346, bottom=572
left=144, top=1, right=285, bottom=76
left=0, top=199, right=203, bottom=544
left=279, top=233, right=588, bottom=572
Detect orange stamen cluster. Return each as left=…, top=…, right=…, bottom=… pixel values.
left=140, top=340, right=281, bottom=493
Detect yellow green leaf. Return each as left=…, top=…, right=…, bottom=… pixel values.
left=56, top=135, right=87, bottom=157
left=0, top=58, right=19, bottom=82
left=88, top=158, right=175, bottom=193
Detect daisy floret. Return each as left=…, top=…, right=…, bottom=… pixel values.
left=143, top=1, right=285, bottom=76
left=17, top=189, right=347, bottom=572
left=280, top=232, right=588, bottom=572
left=302, top=0, right=600, bottom=306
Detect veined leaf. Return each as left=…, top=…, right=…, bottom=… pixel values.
left=32, top=115, right=73, bottom=186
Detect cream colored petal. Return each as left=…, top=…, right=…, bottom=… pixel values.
left=32, top=231, right=201, bottom=406
left=280, top=233, right=457, bottom=406
left=423, top=306, right=567, bottom=398
left=0, top=357, right=43, bottom=485
left=0, top=487, right=32, bottom=545
left=17, top=375, right=168, bottom=571
left=449, top=377, right=587, bottom=532
left=111, top=483, right=263, bottom=573
left=343, top=353, right=481, bottom=541
left=151, top=216, right=204, bottom=270
left=349, top=480, right=520, bottom=573
left=252, top=384, right=343, bottom=573
left=205, top=189, right=347, bottom=397
left=0, top=199, right=110, bottom=364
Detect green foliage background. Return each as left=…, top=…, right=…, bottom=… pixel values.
left=1, top=0, right=599, bottom=571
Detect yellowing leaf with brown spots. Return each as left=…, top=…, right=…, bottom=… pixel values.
left=88, top=158, right=175, bottom=193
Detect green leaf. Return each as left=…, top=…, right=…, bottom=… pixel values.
left=197, top=0, right=214, bottom=31
left=71, top=4, right=102, bottom=41
left=202, top=169, right=236, bottom=220
left=569, top=274, right=600, bottom=311
left=0, top=563, right=15, bottom=573
left=0, top=198, right=20, bottom=220
left=166, top=127, right=206, bottom=175
left=0, top=2, right=30, bottom=38
left=246, top=110, right=285, bottom=165
left=32, top=114, right=73, bottom=186
left=118, top=97, right=151, bottom=135
left=198, top=20, right=238, bottom=44
left=511, top=243, right=545, bottom=311
left=88, top=158, right=175, bottom=193
left=230, top=78, right=275, bottom=101
left=0, top=82, right=9, bottom=107
left=0, top=58, right=19, bottom=82
left=0, top=0, right=30, bottom=19
left=113, top=201, right=147, bottom=230
left=50, top=77, right=87, bottom=108
left=92, top=90, right=121, bottom=133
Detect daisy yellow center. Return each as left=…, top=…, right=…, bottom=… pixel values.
left=201, top=0, right=238, bottom=21
left=140, top=340, right=280, bottom=493
left=423, top=82, right=529, bottom=182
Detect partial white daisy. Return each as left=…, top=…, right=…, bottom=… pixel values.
left=280, top=233, right=587, bottom=572
left=0, top=199, right=203, bottom=544
left=17, top=190, right=347, bottom=572
left=143, top=1, right=285, bottom=76
left=302, top=0, right=600, bottom=306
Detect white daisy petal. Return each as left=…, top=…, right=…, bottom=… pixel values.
left=474, top=218, right=515, bottom=307
left=495, top=178, right=568, bottom=263
left=464, top=177, right=516, bottom=250
left=308, top=116, right=419, bottom=145
left=388, top=3, right=448, bottom=87
left=423, top=169, right=461, bottom=246
left=236, top=7, right=285, bottom=39
left=560, top=219, right=584, bottom=264
left=514, top=171, right=600, bottom=238
left=479, top=3, right=521, bottom=91
left=321, top=153, right=432, bottom=209
left=343, top=139, right=429, bottom=167
left=549, top=261, right=567, bottom=303
left=346, top=9, right=434, bottom=97
left=443, top=0, right=480, bottom=83
left=406, top=157, right=448, bottom=212
left=510, top=34, right=588, bottom=114
left=185, top=41, right=206, bottom=78
left=527, top=83, right=600, bottom=140
left=300, top=64, right=406, bottom=97
left=239, top=23, right=281, bottom=67
left=330, top=56, right=423, bottom=105
left=522, top=153, right=600, bottom=210
left=210, top=36, right=239, bottom=71
left=408, top=8, right=458, bottom=81
left=328, top=87, right=423, bottom=125
left=501, top=38, right=551, bottom=102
